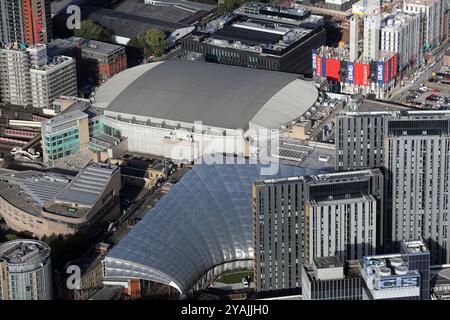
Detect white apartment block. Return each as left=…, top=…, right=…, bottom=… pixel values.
left=0, top=44, right=77, bottom=108
left=0, top=47, right=32, bottom=106
left=363, top=14, right=381, bottom=60
left=380, top=12, right=421, bottom=69
left=30, top=56, right=77, bottom=109
left=403, top=0, right=444, bottom=50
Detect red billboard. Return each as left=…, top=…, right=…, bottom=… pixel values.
left=354, top=63, right=370, bottom=86
left=391, top=54, right=397, bottom=79
left=326, top=59, right=340, bottom=81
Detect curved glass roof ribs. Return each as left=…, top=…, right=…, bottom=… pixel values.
left=105, top=161, right=325, bottom=293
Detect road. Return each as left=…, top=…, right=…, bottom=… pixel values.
left=390, top=41, right=450, bottom=103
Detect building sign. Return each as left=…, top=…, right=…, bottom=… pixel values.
left=346, top=62, right=354, bottom=84
left=312, top=50, right=317, bottom=73
left=376, top=276, right=419, bottom=290
left=376, top=61, right=385, bottom=84
left=316, top=56, right=322, bottom=77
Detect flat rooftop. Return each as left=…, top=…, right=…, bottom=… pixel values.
left=81, top=40, right=124, bottom=56
left=0, top=240, right=50, bottom=265
left=55, top=163, right=119, bottom=206
left=81, top=5, right=191, bottom=38
left=193, top=12, right=320, bottom=56
left=314, top=256, right=343, bottom=269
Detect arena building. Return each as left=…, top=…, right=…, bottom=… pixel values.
left=93, top=60, right=320, bottom=162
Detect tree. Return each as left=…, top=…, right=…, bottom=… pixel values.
left=5, top=233, right=18, bottom=241
left=74, top=20, right=111, bottom=42
left=128, top=29, right=168, bottom=61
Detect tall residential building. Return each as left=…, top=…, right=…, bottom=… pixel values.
left=335, top=109, right=450, bottom=264
left=363, top=14, right=381, bottom=60
left=253, top=169, right=383, bottom=293
left=0, top=43, right=77, bottom=108
left=0, top=0, right=25, bottom=44
left=21, top=0, right=53, bottom=45
left=304, top=194, right=377, bottom=264
left=335, top=110, right=390, bottom=171
left=349, top=15, right=360, bottom=60
left=30, top=56, right=77, bottom=109
left=403, top=0, right=443, bottom=50
left=0, top=0, right=51, bottom=45
left=0, top=46, right=32, bottom=106
left=384, top=111, right=450, bottom=264
left=0, top=240, right=53, bottom=300
left=380, top=12, right=421, bottom=70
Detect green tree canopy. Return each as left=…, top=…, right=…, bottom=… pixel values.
left=74, top=20, right=112, bottom=42
left=128, top=29, right=168, bottom=61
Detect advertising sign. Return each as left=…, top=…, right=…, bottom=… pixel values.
left=375, top=276, right=420, bottom=290
left=316, top=55, right=322, bottom=77
left=354, top=63, right=369, bottom=86
left=346, top=62, right=354, bottom=84
left=326, top=59, right=340, bottom=81
left=312, top=50, right=317, bottom=73
left=376, top=61, right=385, bottom=84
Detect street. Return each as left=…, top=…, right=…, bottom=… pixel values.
left=390, top=41, right=450, bottom=103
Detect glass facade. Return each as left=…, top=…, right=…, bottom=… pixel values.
left=104, top=161, right=321, bottom=294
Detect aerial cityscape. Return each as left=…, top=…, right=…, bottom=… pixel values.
left=1, top=0, right=450, bottom=308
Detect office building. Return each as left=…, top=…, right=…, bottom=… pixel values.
left=361, top=240, right=429, bottom=300
left=400, top=240, right=430, bottom=300
left=0, top=240, right=53, bottom=300
left=403, top=0, right=443, bottom=50
left=0, top=163, right=121, bottom=238
left=181, top=3, right=325, bottom=75
left=80, top=40, right=127, bottom=85
left=0, top=0, right=52, bottom=45
left=41, top=110, right=90, bottom=163
left=253, top=169, right=383, bottom=293
left=302, top=257, right=363, bottom=300
left=380, top=12, right=421, bottom=70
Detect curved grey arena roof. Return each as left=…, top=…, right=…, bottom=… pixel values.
left=94, top=60, right=318, bottom=130
left=104, top=161, right=328, bottom=293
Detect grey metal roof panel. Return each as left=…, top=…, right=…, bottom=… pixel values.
left=105, top=159, right=327, bottom=293
left=98, top=60, right=302, bottom=130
